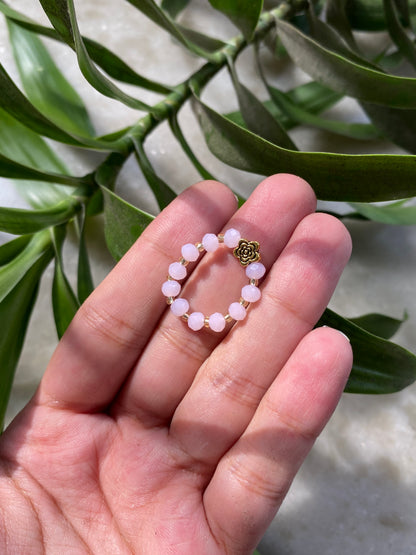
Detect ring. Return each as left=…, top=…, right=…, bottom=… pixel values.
left=161, top=228, right=266, bottom=332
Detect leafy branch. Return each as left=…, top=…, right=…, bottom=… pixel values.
left=1, top=0, right=416, bottom=429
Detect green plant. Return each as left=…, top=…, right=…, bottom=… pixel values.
left=1, top=0, right=416, bottom=430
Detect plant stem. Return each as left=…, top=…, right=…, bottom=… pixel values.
left=94, top=2, right=301, bottom=189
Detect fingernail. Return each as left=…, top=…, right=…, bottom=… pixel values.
left=321, top=325, right=350, bottom=343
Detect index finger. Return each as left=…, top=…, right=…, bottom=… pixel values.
left=38, top=181, right=237, bottom=411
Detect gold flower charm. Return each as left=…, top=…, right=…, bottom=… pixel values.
left=233, top=239, right=261, bottom=266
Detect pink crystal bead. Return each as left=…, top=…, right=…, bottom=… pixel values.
left=246, top=262, right=266, bottom=280
left=228, top=302, right=246, bottom=321
left=209, top=312, right=226, bottom=332
left=241, top=284, right=261, bottom=303
left=202, top=233, right=219, bottom=253
left=169, top=262, right=187, bottom=280
left=181, top=243, right=199, bottom=262
left=188, top=312, right=205, bottom=331
left=170, top=298, right=189, bottom=316
left=224, top=228, right=241, bottom=248
left=162, top=280, right=181, bottom=297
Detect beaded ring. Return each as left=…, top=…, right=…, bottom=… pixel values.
left=161, top=228, right=266, bottom=332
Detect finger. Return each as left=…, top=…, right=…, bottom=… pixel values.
left=169, top=212, right=352, bottom=465
left=203, top=327, right=353, bottom=554
left=38, top=181, right=237, bottom=411
left=115, top=174, right=317, bottom=424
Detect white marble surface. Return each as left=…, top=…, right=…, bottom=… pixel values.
left=1, top=1, right=416, bottom=553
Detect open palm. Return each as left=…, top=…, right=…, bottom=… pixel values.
left=0, top=174, right=352, bottom=554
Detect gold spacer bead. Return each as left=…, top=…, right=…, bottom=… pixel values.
left=182, top=313, right=189, bottom=321
left=179, top=257, right=189, bottom=266
left=249, top=278, right=258, bottom=286
left=224, top=314, right=233, bottom=322
left=196, top=242, right=204, bottom=252
left=239, top=297, right=250, bottom=308
left=166, top=297, right=174, bottom=305
left=217, top=233, right=225, bottom=243
left=204, top=317, right=210, bottom=328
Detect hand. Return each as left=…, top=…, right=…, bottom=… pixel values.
left=0, top=174, right=352, bottom=554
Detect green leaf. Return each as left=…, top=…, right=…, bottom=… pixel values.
left=0, top=151, right=91, bottom=189
left=76, top=210, right=94, bottom=303
left=349, top=311, right=408, bottom=339
left=122, top=0, right=220, bottom=60
left=161, top=0, right=190, bottom=19
left=133, top=139, right=177, bottom=210
left=360, top=101, right=416, bottom=154
left=0, top=197, right=81, bottom=234
left=38, top=0, right=157, bottom=114
left=383, top=0, right=416, bottom=70
left=193, top=91, right=416, bottom=202
left=228, top=59, right=298, bottom=149
left=168, top=114, right=216, bottom=180
left=325, top=0, right=359, bottom=51
left=318, top=308, right=416, bottom=394
left=0, top=63, right=124, bottom=151
left=0, top=1, right=172, bottom=95
left=51, top=227, right=80, bottom=338
left=7, top=19, right=95, bottom=137
left=344, top=0, right=416, bottom=30
left=0, top=235, right=32, bottom=266
left=275, top=18, right=416, bottom=108
left=0, top=247, right=53, bottom=431
left=267, top=85, right=380, bottom=140
left=208, top=0, right=263, bottom=41
left=100, top=186, right=155, bottom=261
left=348, top=199, right=416, bottom=224
left=0, top=230, right=51, bottom=303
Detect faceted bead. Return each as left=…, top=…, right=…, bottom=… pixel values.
left=209, top=312, right=226, bottom=332
left=181, top=243, right=200, bottom=262
left=202, top=233, right=219, bottom=253
left=224, top=228, right=241, bottom=248
left=188, top=312, right=205, bottom=331
left=170, top=298, right=189, bottom=316
left=228, top=302, right=246, bottom=321
left=246, top=262, right=266, bottom=280
left=241, top=284, right=261, bottom=303
left=162, top=280, right=181, bottom=297
left=169, top=262, right=187, bottom=280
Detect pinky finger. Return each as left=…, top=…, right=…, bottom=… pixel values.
left=203, top=327, right=352, bottom=554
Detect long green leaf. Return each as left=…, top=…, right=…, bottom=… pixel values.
left=0, top=107, right=75, bottom=208
left=228, top=59, right=298, bottom=149
left=383, top=0, right=416, bottom=70
left=318, top=308, right=416, bottom=394
left=168, top=114, right=216, bottom=180
left=0, top=247, right=53, bottom=431
left=161, top=0, right=190, bottom=19
left=76, top=210, right=94, bottom=304
left=0, top=63, right=124, bottom=151
left=124, top=0, right=220, bottom=60
left=325, top=0, right=359, bottom=51
left=38, top=0, right=157, bottom=114
left=0, top=1, right=172, bottom=95
left=193, top=91, right=416, bottom=201
left=0, top=197, right=81, bottom=234
left=267, top=85, right=380, bottom=140
left=349, top=311, right=408, bottom=339
left=348, top=199, right=416, bottom=224
left=51, top=227, right=80, bottom=338
left=100, top=186, right=155, bottom=261
left=133, top=139, right=177, bottom=210
left=0, top=152, right=91, bottom=189
left=8, top=19, right=95, bottom=137
left=0, top=230, right=51, bottom=303
left=275, top=18, right=416, bottom=108
left=208, top=0, right=263, bottom=41
left=0, top=235, right=32, bottom=266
